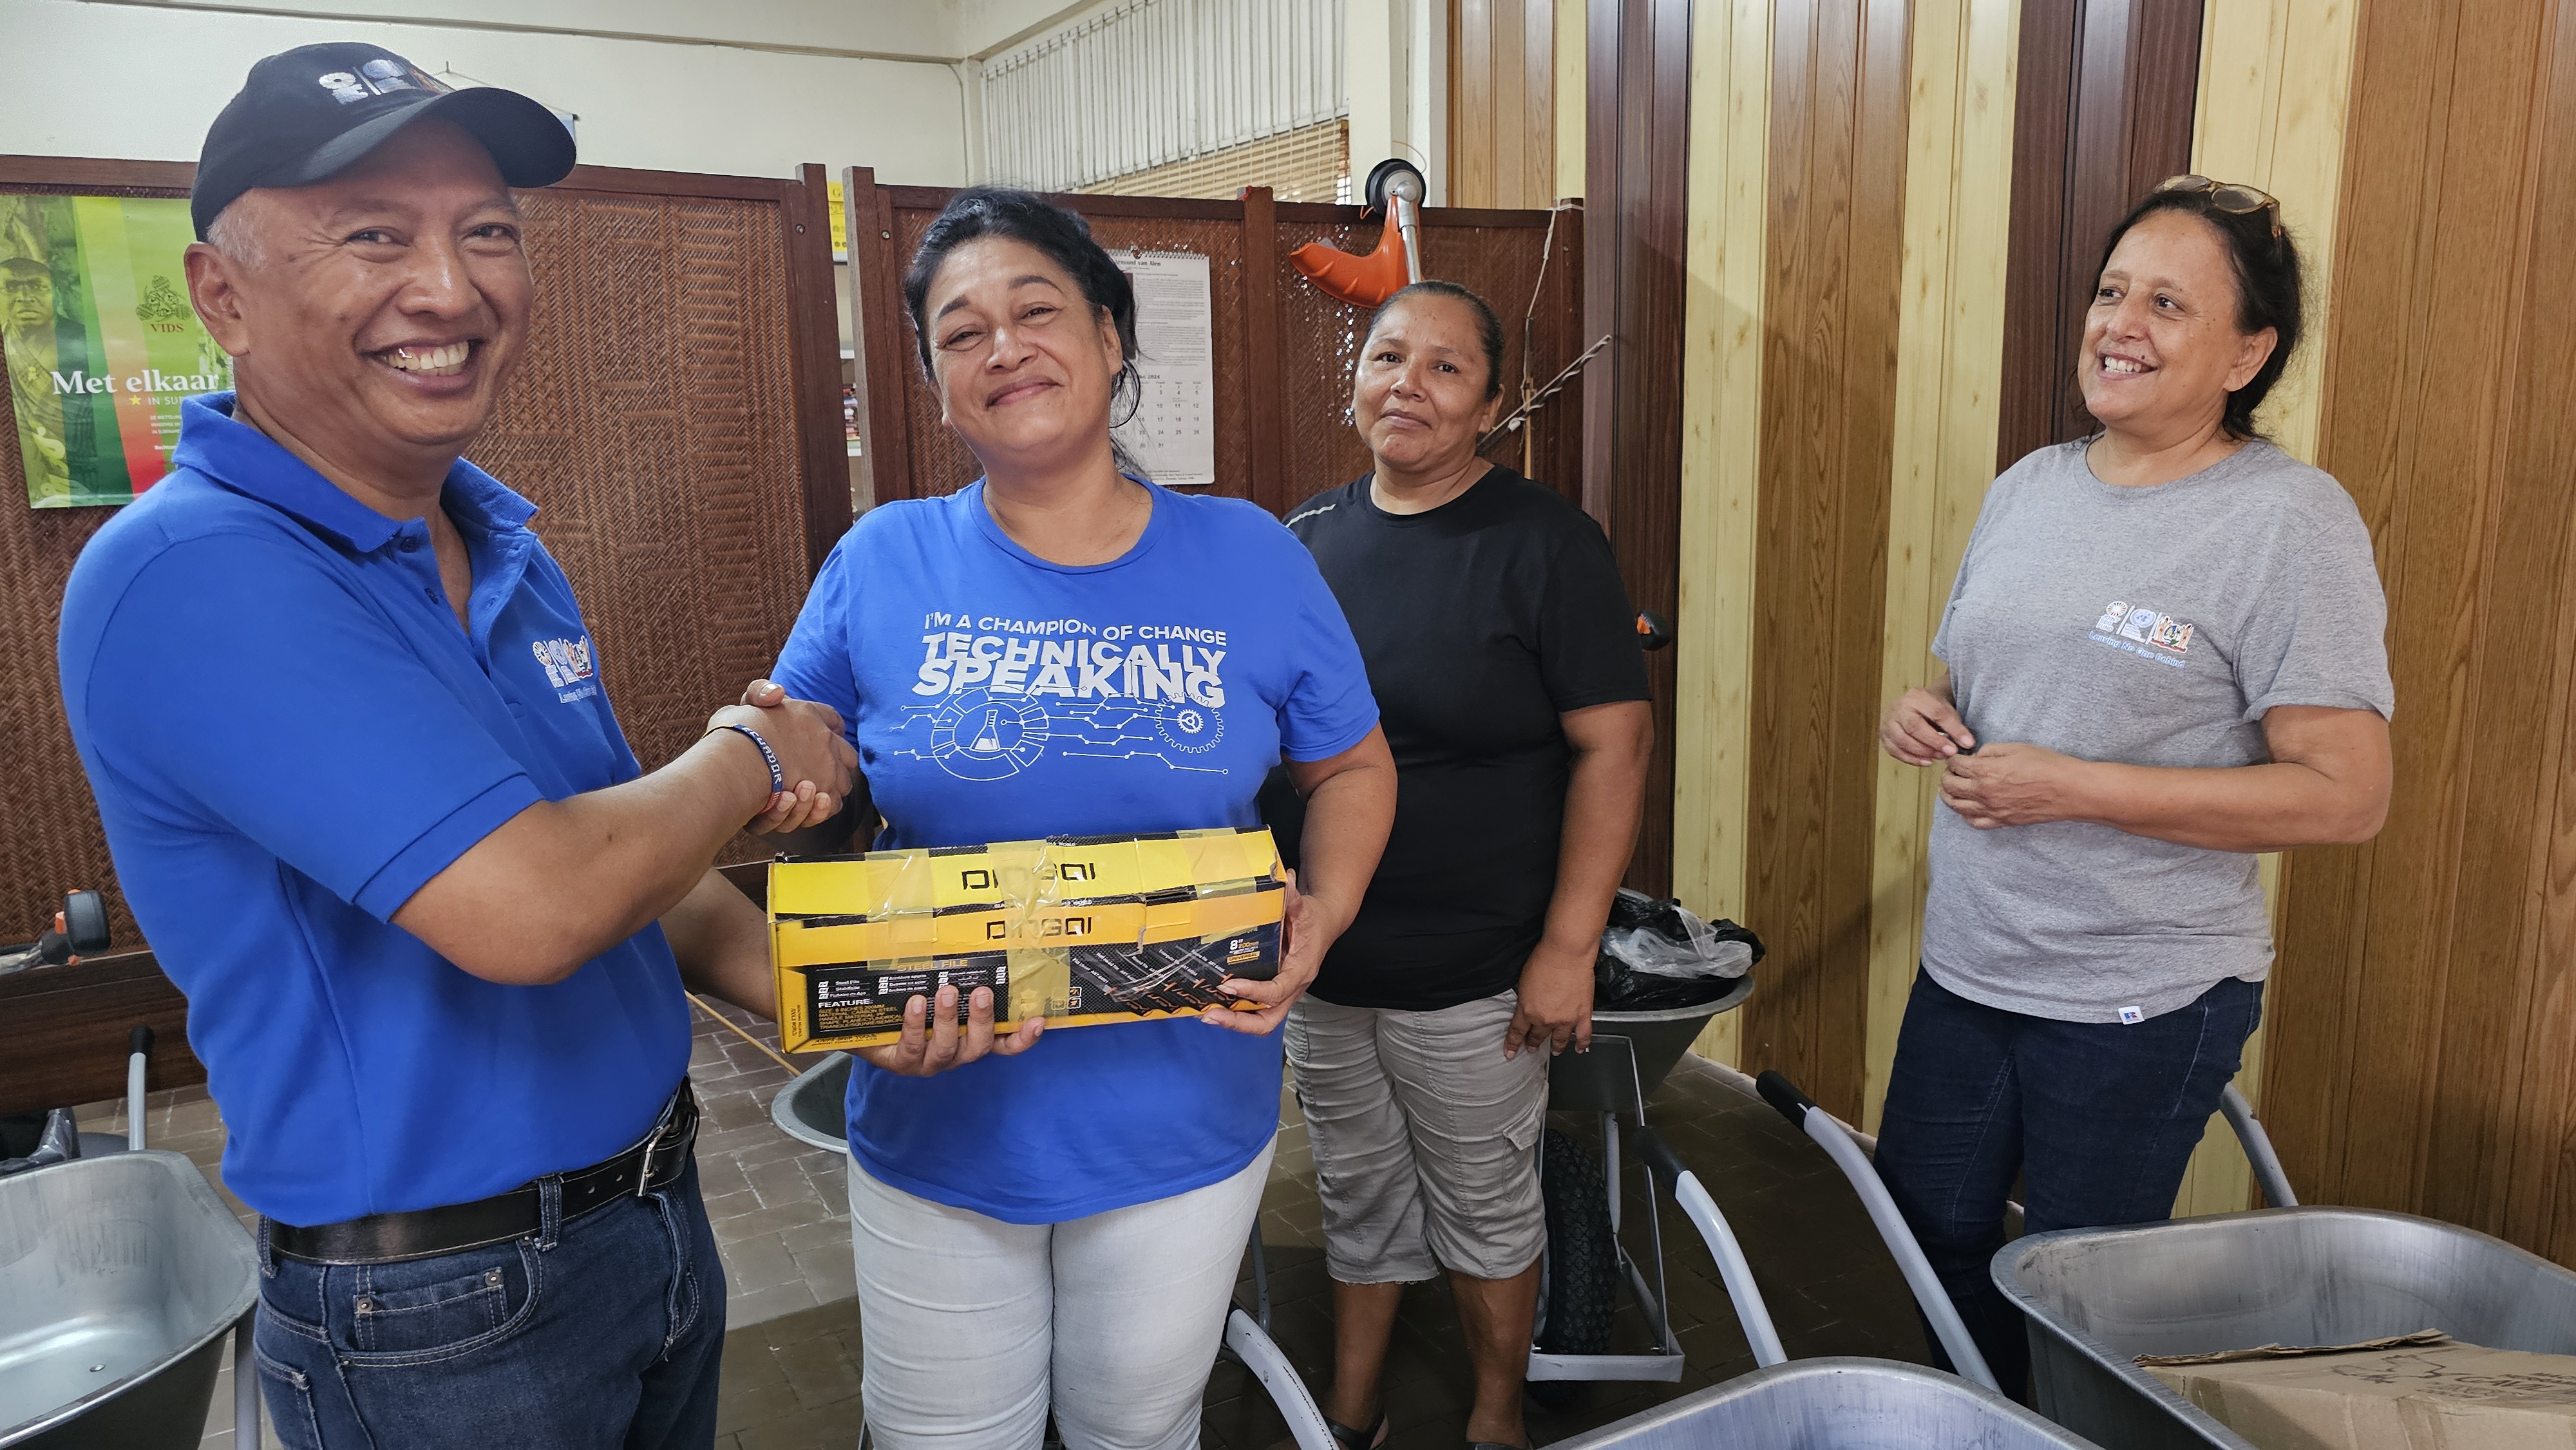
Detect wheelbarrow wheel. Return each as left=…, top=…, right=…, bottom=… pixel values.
left=1536, top=1127, right=1616, bottom=1357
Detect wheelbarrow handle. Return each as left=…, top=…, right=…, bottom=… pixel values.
left=128, top=1025, right=153, bottom=1153
left=1756, top=1069, right=1817, bottom=1126
left=2220, top=1083, right=2299, bottom=1209
left=1629, top=1126, right=1790, bottom=1369
left=1630, top=1123, right=1689, bottom=1187
left=1757, top=1070, right=2002, bottom=1393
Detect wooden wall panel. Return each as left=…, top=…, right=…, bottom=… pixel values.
left=2262, top=0, right=2576, bottom=1263
left=1585, top=0, right=1694, bottom=899
left=1736, top=0, right=1911, bottom=1122
left=1672, top=0, right=1774, bottom=1069
left=1995, top=0, right=2204, bottom=469
left=1860, top=0, right=2019, bottom=1132
left=1454, top=0, right=1564, bottom=209
left=2163, top=0, right=2362, bottom=1219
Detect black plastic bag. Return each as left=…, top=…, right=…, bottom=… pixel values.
left=1593, top=889, right=1765, bottom=1011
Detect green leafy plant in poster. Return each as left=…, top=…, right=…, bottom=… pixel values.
left=2, top=194, right=232, bottom=508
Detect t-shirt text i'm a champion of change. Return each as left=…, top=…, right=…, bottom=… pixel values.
left=770, top=480, right=1378, bottom=1224
left=1925, top=438, right=2393, bottom=1025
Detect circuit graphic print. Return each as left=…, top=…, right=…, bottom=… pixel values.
left=892, top=612, right=1235, bottom=782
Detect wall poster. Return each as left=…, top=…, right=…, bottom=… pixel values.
left=3, top=194, right=231, bottom=508
left=1108, top=249, right=1215, bottom=489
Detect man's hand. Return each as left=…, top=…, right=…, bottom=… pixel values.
left=1203, top=869, right=1320, bottom=1035
left=712, top=679, right=857, bottom=833
left=856, top=983, right=1045, bottom=1077
left=1504, top=937, right=1595, bottom=1059
left=1938, top=741, right=2090, bottom=829
left=1882, top=680, right=1975, bottom=765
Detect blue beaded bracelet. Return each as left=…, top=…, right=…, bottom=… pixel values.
left=706, top=722, right=786, bottom=797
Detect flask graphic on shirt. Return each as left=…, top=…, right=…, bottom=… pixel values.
left=972, top=709, right=1003, bottom=753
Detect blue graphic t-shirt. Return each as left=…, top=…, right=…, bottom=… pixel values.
left=771, top=481, right=1379, bottom=1222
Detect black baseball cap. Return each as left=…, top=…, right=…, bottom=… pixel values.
left=191, top=42, right=576, bottom=240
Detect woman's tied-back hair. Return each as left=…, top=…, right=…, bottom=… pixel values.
left=1365, top=279, right=1508, bottom=402
left=2093, top=186, right=2304, bottom=440
left=901, top=186, right=1146, bottom=440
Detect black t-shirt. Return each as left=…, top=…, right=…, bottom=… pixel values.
left=1259, top=466, right=1651, bottom=1011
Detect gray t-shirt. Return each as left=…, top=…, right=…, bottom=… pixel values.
left=1926, top=438, right=2393, bottom=1022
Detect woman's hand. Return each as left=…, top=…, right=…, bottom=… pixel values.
left=856, top=983, right=1044, bottom=1077
left=1881, top=677, right=1976, bottom=765
left=1938, top=742, right=2090, bottom=829
left=1209, top=729, right=1394, bottom=1036
left=1504, top=938, right=1596, bottom=1059
left=730, top=678, right=855, bottom=834
left=1204, top=869, right=1321, bottom=1035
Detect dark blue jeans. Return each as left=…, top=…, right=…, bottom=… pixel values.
left=253, top=1160, right=727, bottom=1449
left=1872, top=970, right=2262, bottom=1399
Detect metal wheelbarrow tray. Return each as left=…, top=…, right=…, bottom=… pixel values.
left=0, top=1150, right=258, bottom=1449
left=1995, top=1205, right=2576, bottom=1450
left=1548, top=1358, right=2100, bottom=1450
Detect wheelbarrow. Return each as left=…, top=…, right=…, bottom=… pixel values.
left=1534, top=1116, right=2105, bottom=1447
left=0, top=1028, right=260, bottom=1449
left=1528, top=971, right=1756, bottom=1384
left=772, top=1051, right=1337, bottom=1450
left=1991, top=1087, right=2576, bottom=1450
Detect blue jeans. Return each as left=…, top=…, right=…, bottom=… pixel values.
left=1872, top=970, right=2262, bottom=1398
left=253, top=1160, right=727, bottom=1449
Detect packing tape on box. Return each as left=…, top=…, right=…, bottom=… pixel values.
left=768, top=829, right=1281, bottom=919
left=767, top=827, right=1285, bottom=1052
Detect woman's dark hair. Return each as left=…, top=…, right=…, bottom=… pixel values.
left=901, top=185, right=1144, bottom=436
left=2092, top=187, right=2303, bottom=440
left=1365, top=280, right=1507, bottom=401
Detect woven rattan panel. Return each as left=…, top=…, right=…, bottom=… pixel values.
left=888, top=207, right=1580, bottom=514
left=0, top=185, right=808, bottom=945
left=1274, top=218, right=1580, bottom=510
left=892, top=209, right=1253, bottom=502
left=477, top=189, right=810, bottom=871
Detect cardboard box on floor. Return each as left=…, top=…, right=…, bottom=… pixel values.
left=2141, top=1331, right=2576, bottom=1449
left=768, top=827, right=1284, bottom=1053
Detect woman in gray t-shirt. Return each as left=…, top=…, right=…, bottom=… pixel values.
left=1871, top=178, right=2393, bottom=1396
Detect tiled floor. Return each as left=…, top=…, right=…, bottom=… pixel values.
left=712, top=1048, right=1933, bottom=1450
left=73, top=1001, right=1927, bottom=1450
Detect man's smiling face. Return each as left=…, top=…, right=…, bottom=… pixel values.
left=204, top=117, right=533, bottom=471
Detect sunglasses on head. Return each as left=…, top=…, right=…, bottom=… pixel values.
left=2154, top=174, right=2284, bottom=236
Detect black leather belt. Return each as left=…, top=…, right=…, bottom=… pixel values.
left=268, top=1080, right=699, bottom=1265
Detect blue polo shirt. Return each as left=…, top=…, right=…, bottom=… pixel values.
left=57, top=395, right=692, bottom=1227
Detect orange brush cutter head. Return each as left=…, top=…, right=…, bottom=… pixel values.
left=1288, top=207, right=1411, bottom=308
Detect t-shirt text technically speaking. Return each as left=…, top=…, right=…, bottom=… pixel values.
left=911, top=613, right=1230, bottom=706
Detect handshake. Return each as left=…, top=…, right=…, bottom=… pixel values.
left=705, top=679, right=861, bottom=836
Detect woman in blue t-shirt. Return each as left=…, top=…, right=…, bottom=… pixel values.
left=767, top=187, right=1396, bottom=1450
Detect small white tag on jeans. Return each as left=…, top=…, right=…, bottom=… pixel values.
left=2117, top=1004, right=2145, bottom=1025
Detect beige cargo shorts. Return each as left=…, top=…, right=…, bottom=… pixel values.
left=1284, top=990, right=1549, bottom=1284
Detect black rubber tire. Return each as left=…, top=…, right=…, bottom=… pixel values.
left=1536, top=1127, right=1617, bottom=1357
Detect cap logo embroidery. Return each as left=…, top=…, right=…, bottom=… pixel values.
left=316, top=59, right=450, bottom=104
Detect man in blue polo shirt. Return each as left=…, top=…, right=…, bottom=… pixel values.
left=55, top=44, right=855, bottom=1450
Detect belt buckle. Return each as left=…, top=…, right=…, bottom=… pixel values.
left=636, top=1081, right=698, bottom=1200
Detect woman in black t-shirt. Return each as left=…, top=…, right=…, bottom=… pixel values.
left=1262, top=282, right=1653, bottom=1450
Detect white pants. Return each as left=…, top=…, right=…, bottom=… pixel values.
left=846, top=1142, right=1275, bottom=1450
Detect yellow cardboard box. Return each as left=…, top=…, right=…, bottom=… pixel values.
left=769, top=827, right=1283, bottom=1051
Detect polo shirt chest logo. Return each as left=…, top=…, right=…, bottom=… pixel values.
left=532, top=636, right=599, bottom=702
left=2089, top=599, right=2195, bottom=669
